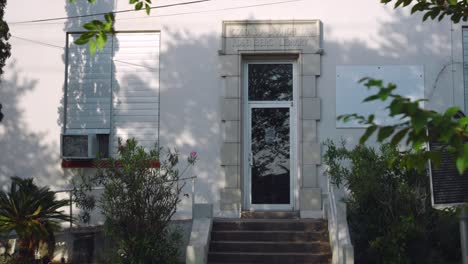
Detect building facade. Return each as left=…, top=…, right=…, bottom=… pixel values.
left=1, top=0, right=467, bottom=220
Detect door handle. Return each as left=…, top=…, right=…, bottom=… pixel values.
left=249, top=153, right=254, bottom=167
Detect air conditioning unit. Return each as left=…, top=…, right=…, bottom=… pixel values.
left=61, top=134, right=110, bottom=159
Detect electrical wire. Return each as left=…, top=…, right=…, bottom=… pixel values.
left=10, top=35, right=63, bottom=49
left=117, top=0, right=305, bottom=21
left=9, top=0, right=211, bottom=25
left=11, top=34, right=160, bottom=70
left=8, top=0, right=305, bottom=26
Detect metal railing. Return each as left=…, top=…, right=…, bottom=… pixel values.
left=53, top=176, right=197, bottom=229
left=327, top=177, right=354, bottom=264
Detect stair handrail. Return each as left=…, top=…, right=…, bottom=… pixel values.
left=327, top=177, right=354, bottom=264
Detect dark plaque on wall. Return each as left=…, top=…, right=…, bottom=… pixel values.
left=429, top=111, right=468, bottom=207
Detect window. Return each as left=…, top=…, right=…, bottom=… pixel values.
left=62, top=32, right=161, bottom=160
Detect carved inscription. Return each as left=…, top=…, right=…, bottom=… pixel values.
left=229, top=38, right=313, bottom=48
left=254, top=38, right=279, bottom=47
left=223, top=21, right=321, bottom=53
left=225, top=22, right=318, bottom=37
left=231, top=38, right=252, bottom=48
left=284, top=38, right=309, bottom=47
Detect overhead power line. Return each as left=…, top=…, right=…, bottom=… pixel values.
left=118, top=0, right=305, bottom=21
left=10, top=35, right=63, bottom=49
left=9, top=0, right=305, bottom=26
left=9, top=0, right=211, bottom=25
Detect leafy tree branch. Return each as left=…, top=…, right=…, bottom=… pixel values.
left=339, top=78, right=468, bottom=174
left=381, top=0, right=468, bottom=23
left=69, top=0, right=153, bottom=54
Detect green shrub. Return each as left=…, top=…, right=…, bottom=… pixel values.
left=324, top=140, right=460, bottom=264
left=0, top=177, right=70, bottom=263
left=73, top=138, right=197, bottom=264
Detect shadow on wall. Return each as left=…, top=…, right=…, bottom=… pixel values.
left=158, top=28, right=222, bottom=211
left=0, top=61, right=62, bottom=190
left=57, top=0, right=116, bottom=131
left=0, top=5, right=459, bottom=204
left=322, top=9, right=455, bottom=147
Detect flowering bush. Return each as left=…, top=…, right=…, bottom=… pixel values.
left=73, top=138, right=197, bottom=264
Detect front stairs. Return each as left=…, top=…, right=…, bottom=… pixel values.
left=207, top=212, right=332, bottom=264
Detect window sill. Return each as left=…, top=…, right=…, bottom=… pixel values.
left=61, top=160, right=161, bottom=168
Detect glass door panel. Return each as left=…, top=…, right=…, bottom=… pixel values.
left=251, top=107, right=290, bottom=205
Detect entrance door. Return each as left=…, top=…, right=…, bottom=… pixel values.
left=244, top=62, right=295, bottom=211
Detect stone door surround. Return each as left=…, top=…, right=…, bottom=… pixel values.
left=219, top=20, right=322, bottom=218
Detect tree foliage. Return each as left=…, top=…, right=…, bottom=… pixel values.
left=0, top=177, right=71, bottom=263
left=339, top=78, right=468, bottom=174
left=382, top=0, right=468, bottom=23
left=0, top=0, right=11, bottom=123
left=324, top=141, right=460, bottom=263
left=0, top=0, right=10, bottom=75
left=73, top=138, right=197, bottom=263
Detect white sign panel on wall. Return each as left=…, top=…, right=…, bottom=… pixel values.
left=336, top=65, right=424, bottom=128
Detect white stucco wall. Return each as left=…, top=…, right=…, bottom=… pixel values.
left=1, top=0, right=465, bottom=219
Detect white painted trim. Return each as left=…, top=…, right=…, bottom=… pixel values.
left=186, top=218, right=212, bottom=264
left=242, top=61, right=298, bottom=211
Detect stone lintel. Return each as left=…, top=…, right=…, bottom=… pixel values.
left=223, top=20, right=321, bottom=38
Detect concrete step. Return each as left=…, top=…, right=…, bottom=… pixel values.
left=209, top=241, right=330, bottom=253
left=212, top=219, right=327, bottom=232
left=241, top=211, right=299, bottom=219
left=211, top=230, right=328, bottom=242
left=207, top=252, right=331, bottom=264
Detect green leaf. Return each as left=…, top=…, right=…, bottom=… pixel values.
left=457, top=157, right=466, bottom=174
left=74, top=32, right=95, bottom=45
left=83, top=22, right=99, bottom=31
left=145, top=3, right=151, bottom=15
left=447, top=0, right=457, bottom=6
left=429, top=151, right=442, bottom=168
left=459, top=117, right=468, bottom=126
left=360, top=126, right=377, bottom=144
left=96, top=32, right=107, bottom=51
left=455, top=143, right=468, bottom=174
left=444, top=106, right=460, bottom=118
left=411, top=2, right=424, bottom=14
left=89, top=39, right=97, bottom=55
left=363, top=94, right=381, bottom=102
left=423, top=11, right=433, bottom=21
left=358, top=77, right=370, bottom=83
left=411, top=112, right=427, bottom=133
left=135, top=2, right=144, bottom=10
left=378, top=126, right=395, bottom=142
left=391, top=127, right=409, bottom=145
left=366, top=79, right=383, bottom=88
left=105, top=13, right=115, bottom=23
